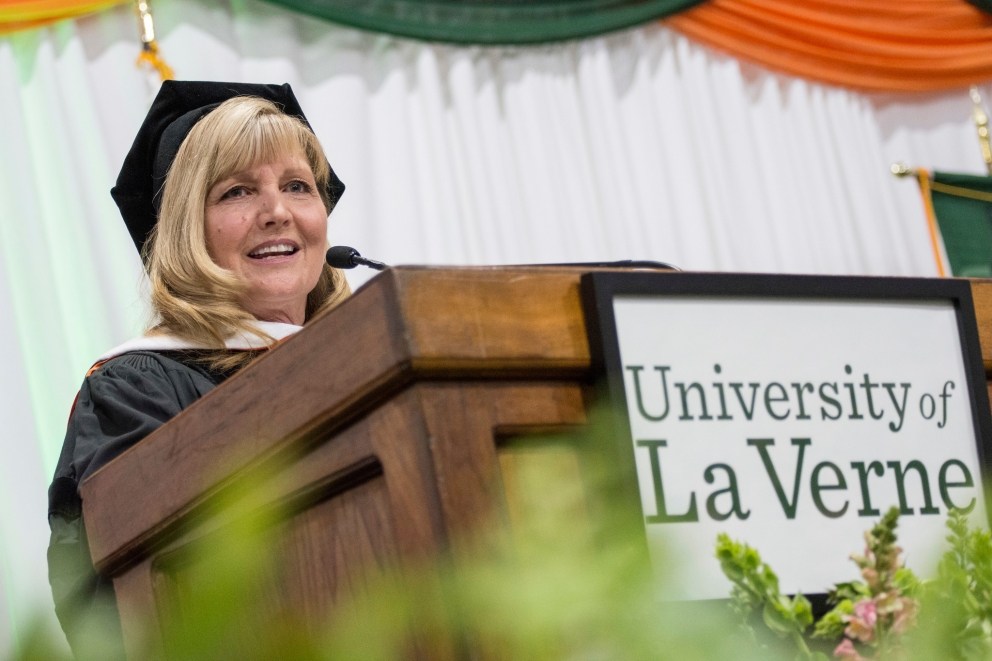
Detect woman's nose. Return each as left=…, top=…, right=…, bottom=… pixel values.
left=258, top=189, right=292, bottom=227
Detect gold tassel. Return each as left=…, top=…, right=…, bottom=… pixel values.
left=134, top=0, right=174, bottom=81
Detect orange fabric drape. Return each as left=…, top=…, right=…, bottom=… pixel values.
left=666, top=0, right=992, bottom=93
left=0, top=0, right=127, bottom=35
left=5, top=0, right=992, bottom=93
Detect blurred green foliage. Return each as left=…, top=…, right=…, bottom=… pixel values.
left=906, top=508, right=992, bottom=660
left=715, top=532, right=819, bottom=659
left=21, top=416, right=992, bottom=660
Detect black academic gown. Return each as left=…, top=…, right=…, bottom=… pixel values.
left=47, top=350, right=236, bottom=659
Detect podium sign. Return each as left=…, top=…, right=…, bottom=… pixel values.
left=582, top=273, right=992, bottom=601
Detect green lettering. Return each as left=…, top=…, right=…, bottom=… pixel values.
left=677, top=382, right=713, bottom=421
left=637, top=439, right=698, bottom=523
left=747, top=437, right=810, bottom=519
left=791, top=382, right=814, bottom=420
left=764, top=382, right=790, bottom=420
left=851, top=461, right=884, bottom=516
left=819, top=383, right=841, bottom=421
left=627, top=365, right=671, bottom=422
left=810, top=461, right=848, bottom=518
left=704, top=463, right=751, bottom=521
left=939, top=459, right=976, bottom=514
left=886, top=460, right=939, bottom=515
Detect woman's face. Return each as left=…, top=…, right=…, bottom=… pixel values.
left=204, top=151, right=328, bottom=325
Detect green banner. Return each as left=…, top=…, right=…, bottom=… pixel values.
left=259, top=0, right=707, bottom=44
left=930, top=171, right=992, bottom=277
left=967, top=0, right=992, bottom=15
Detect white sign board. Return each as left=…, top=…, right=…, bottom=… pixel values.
left=583, top=273, right=991, bottom=602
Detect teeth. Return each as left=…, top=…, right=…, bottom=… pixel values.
left=249, top=243, right=296, bottom=257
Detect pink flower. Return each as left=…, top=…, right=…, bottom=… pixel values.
left=875, top=591, right=898, bottom=613
left=860, top=567, right=880, bottom=589
left=891, top=597, right=919, bottom=635
left=844, top=599, right=877, bottom=643
left=854, top=599, right=878, bottom=625
left=834, top=638, right=867, bottom=660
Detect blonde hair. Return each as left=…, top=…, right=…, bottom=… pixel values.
left=144, top=96, right=350, bottom=369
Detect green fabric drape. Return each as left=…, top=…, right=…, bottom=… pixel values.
left=259, top=0, right=707, bottom=44
left=930, top=172, right=992, bottom=277
left=968, top=0, right=992, bottom=14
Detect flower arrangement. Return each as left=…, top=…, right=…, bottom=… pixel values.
left=717, top=507, right=992, bottom=660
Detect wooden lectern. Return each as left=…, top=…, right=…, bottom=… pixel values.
left=81, top=267, right=992, bottom=657
left=81, top=266, right=605, bottom=657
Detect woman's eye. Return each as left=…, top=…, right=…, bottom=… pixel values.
left=287, top=180, right=312, bottom=194
left=220, top=186, right=248, bottom=200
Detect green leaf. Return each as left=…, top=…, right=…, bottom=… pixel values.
left=761, top=600, right=797, bottom=637
left=813, top=598, right=852, bottom=640
left=791, top=594, right=813, bottom=629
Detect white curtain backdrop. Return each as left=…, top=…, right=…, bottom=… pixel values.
left=1, top=0, right=989, bottom=652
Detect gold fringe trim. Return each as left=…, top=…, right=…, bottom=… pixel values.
left=928, top=179, right=992, bottom=204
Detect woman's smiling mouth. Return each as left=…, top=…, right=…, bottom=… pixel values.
left=248, top=242, right=300, bottom=259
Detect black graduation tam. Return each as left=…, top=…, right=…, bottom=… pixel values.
left=111, top=80, right=345, bottom=259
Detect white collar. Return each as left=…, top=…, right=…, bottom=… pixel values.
left=96, top=321, right=303, bottom=363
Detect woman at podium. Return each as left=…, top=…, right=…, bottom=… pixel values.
left=46, top=81, right=350, bottom=658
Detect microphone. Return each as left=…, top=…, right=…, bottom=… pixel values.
left=325, top=245, right=388, bottom=271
